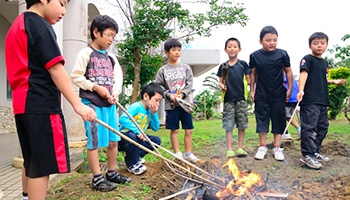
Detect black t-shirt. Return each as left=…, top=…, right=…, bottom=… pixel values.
left=249, top=48, right=290, bottom=101
left=299, top=54, right=330, bottom=106
left=217, top=60, right=251, bottom=102
left=5, top=12, right=65, bottom=114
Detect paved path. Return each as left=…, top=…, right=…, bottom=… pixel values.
left=0, top=133, right=84, bottom=200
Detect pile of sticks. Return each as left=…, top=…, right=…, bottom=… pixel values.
left=96, top=102, right=289, bottom=200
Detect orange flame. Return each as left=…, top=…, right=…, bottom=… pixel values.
left=216, top=158, right=263, bottom=197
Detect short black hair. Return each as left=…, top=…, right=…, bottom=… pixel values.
left=308, top=32, right=328, bottom=46
left=259, top=26, right=278, bottom=40
left=224, top=37, right=241, bottom=49
left=25, top=0, right=70, bottom=9
left=26, top=0, right=47, bottom=9
left=90, top=15, right=119, bottom=41
left=140, top=83, right=164, bottom=100
left=164, top=38, right=182, bottom=52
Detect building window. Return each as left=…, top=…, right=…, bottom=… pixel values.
left=7, top=80, right=12, bottom=100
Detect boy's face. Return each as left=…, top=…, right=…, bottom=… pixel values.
left=260, top=33, right=278, bottom=52
left=165, top=47, right=181, bottom=63
left=145, top=92, right=163, bottom=110
left=225, top=40, right=241, bottom=59
left=93, top=28, right=117, bottom=50
left=43, top=0, right=68, bottom=25
left=310, top=38, right=328, bottom=57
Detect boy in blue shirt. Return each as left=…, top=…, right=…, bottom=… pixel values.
left=119, top=83, right=164, bottom=175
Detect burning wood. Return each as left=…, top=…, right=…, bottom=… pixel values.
left=214, top=158, right=288, bottom=200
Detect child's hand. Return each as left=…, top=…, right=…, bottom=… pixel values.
left=219, top=82, right=227, bottom=91
left=250, top=91, right=255, bottom=102
left=93, top=85, right=110, bottom=99
left=137, top=133, right=147, bottom=141
left=297, top=91, right=304, bottom=102
left=335, top=79, right=347, bottom=85
left=74, top=103, right=96, bottom=122
left=148, top=100, right=159, bottom=114
left=107, top=94, right=119, bottom=104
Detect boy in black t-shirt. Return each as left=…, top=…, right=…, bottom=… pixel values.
left=249, top=26, right=294, bottom=161
left=217, top=37, right=251, bottom=158
left=297, top=32, right=346, bottom=169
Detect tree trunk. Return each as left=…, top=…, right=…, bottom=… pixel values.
left=131, top=47, right=142, bottom=103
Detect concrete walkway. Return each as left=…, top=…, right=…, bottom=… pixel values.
left=0, top=133, right=85, bottom=200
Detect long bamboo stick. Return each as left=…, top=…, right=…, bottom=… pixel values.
left=96, top=119, right=224, bottom=189
left=115, top=101, right=222, bottom=181
left=158, top=185, right=201, bottom=200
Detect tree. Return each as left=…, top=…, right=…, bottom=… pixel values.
left=115, top=0, right=248, bottom=103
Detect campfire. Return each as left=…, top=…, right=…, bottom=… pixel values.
left=216, top=158, right=265, bottom=199
left=96, top=102, right=289, bottom=200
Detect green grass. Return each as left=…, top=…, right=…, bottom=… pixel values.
left=143, top=113, right=350, bottom=161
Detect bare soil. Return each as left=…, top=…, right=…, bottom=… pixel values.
left=47, top=138, right=350, bottom=200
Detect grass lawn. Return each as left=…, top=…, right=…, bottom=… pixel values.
left=140, top=113, right=350, bottom=162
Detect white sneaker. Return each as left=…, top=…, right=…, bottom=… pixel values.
left=140, top=158, right=146, bottom=164
left=255, top=146, right=267, bottom=160
left=273, top=147, right=285, bottom=161
left=173, top=152, right=183, bottom=160
left=282, top=133, right=292, bottom=140
left=184, top=153, right=199, bottom=163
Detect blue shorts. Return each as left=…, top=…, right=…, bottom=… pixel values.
left=254, top=100, right=286, bottom=134
left=15, top=113, right=70, bottom=178
left=83, top=99, right=120, bottom=150
left=165, top=106, right=194, bottom=130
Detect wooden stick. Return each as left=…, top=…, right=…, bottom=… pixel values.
left=96, top=119, right=223, bottom=189
left=278, top=100, right=300, bottom=147
left=245, top=190, right=254, bottom=200
left=115, top=101, right=222, bottom=182
left=257, top=192, right=289, bottom=198
left=161, top=174, right=177, bottom=187
left=158, top=185, right=201, bottom=200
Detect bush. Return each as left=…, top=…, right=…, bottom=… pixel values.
left=328, top=67, right=350, bottom=119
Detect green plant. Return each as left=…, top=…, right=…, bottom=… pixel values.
left=194, top=90, right=220, bottom=119
left=328, top=67, right=350, bottom=119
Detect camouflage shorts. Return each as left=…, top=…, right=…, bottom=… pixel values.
left=222, top=100, right=248, bottom=130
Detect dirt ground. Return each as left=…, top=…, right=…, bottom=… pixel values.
left=47, top=138, right=350, bottom=200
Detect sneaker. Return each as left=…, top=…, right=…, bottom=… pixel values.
left=127, top=162, right=147, bottom=175
left=226, top=150, right=235, bottom=158
left=273, top=147, right=284, bottom=161
left=282, top=133, right=292, bottom=140
left=315, top=153, right=330, bottom=162
left=106, top=172, right=131, bottom=184
left=140, top=158, right=146, bottom=164
left=255, top=146, right=267, bottom=160
left=235, top=148, right=248, bottom=157
left=296, top=128, right=301, bottom=141
left=92, top=177, right=116, bottom=192
left=184, top=153, right=199, bottom=163
left=173, top=152, right=183, bottom=160
left=300, top=155, right=322, bottom=169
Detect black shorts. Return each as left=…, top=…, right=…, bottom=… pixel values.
left=15, top=114, right=70, bottom=178
left=254, top=100, right=286, bottom=134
